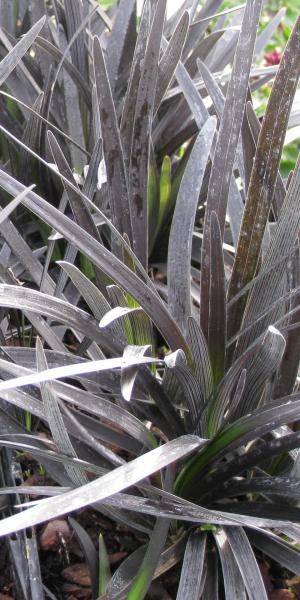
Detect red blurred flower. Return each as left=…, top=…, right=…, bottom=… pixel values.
left=264, top=50, right=282, bottom=66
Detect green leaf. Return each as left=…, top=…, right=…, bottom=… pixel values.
left=98, top=533, right=111, bottom=597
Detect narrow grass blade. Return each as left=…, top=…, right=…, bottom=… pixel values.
left=254, top=7, right=286, bottom=57
left=154, top=11, right=190, bottom=115
left=0, top=436, right=202, bottom=536
left=100, top=307, right=143, bottom=329
left=0, top=354, right=158, bottom=392
left=58, top=261, right=124, bottom=345
left=224, top=527, right=267, bottom=600
left=106, top=0, right=136, bottom=93
left=69, top=517, right=99, bottom=599
left=215, top=528, right=246, bottom=600
left=106, top=534, right=186, bottom=599
left=200, top=547, right=218, bottom=599
left=208, top=211, right=226, bottom=386
left=187, top=317, right=213, bottom=401
left=0, top=0, right=14, bottom=34
left=59, top=27, right=85, bottom=169
left=0, top=16, right=46, bottom=86
left=175, top=393, right=300, bottom=497
left=64, top=0, right=86, bottom=78
left=98, top=533, right=111, bottom=597
left=1, top=170, right=189, bottom=353
left=19, top=92, right=43, bottom=184
left=47, top=131, right=100, bottom=243
left=235, top=153, right=300, bottom=353
left=120, top=0, right=151, bottom=172
left=248, top=529, right=300, bottom=575
left=129, top=0, right=167, bottom=267
left=228, top=16, right=300, bottom=338
left=200, top=0, right=263, bottom=339
left=197, top=58, right=245, bottom=245
left=25, top=530, right=44, bottom=600
left=168, top=117, right=217, bottom=332
left=0, top=184, right=35, bottom=225
left=227, top=477, right=300, bottom=500
left=274, top=297, right=300, bottom=398
left=36, top=338, right=87, bottom=487
left=58, top=261, right=110, bottom=321
left=176, top=531, right=206, bottom=599
left=93, top=37, right=132, bottom=245
left=0, top=283, right=119, bottom=353
left=127, top=518, right=170, bottom=600
left=184, top=29, right=225, bottom=76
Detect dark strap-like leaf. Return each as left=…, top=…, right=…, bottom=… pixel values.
left=176, top=531, right=206, bottom=599
left=0, top=16, right=46, bottom=87
left=234, top=152, right=300, bottom=354
left=168, top=116, right=216, bottom=332
left=175, top=393, right=300, bottom=498
left=200, top=0, right=263, bottom=339
left=120, top=0, right=151, bottom=172
left=36, top=338, right=87, bottom=487
left=105, top=0, right=136, bottom=93
left=208, top=212, right=226, bottom=387
left=228, top=15, right=300, bottom=338
left=154, top=11, right=190, bottom=115
left=248, top=529, right=300, bottom=575
left=0, top=436, right=202, bottom=537
left=64, top=0, right=86, bottom=79
left=69, top=517, right=99, bottom=598
left=0, top=165, right=189, bottom=353
left=215, top=528, right=246, bottom=600
left=224, top=527, right=268, bottom=600
left=93, top=37, right=133, bottom=245
left=129, top=0, right=167, bottom=268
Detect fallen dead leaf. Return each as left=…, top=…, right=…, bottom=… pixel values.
left=40, top=519, right=71, bottom=551
left=62, top=563, right=92, bottom=588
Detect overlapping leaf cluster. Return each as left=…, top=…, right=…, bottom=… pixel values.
left=0, top=1, right=299, bottom=598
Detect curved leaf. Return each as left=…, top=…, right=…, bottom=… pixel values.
left=0, top=435, right=202, bottom=537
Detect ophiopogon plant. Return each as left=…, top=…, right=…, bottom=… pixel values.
left=0, top=0, right=299, bottom=598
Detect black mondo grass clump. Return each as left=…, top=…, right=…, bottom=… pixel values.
left=0, top=0, right=299, bottom=598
